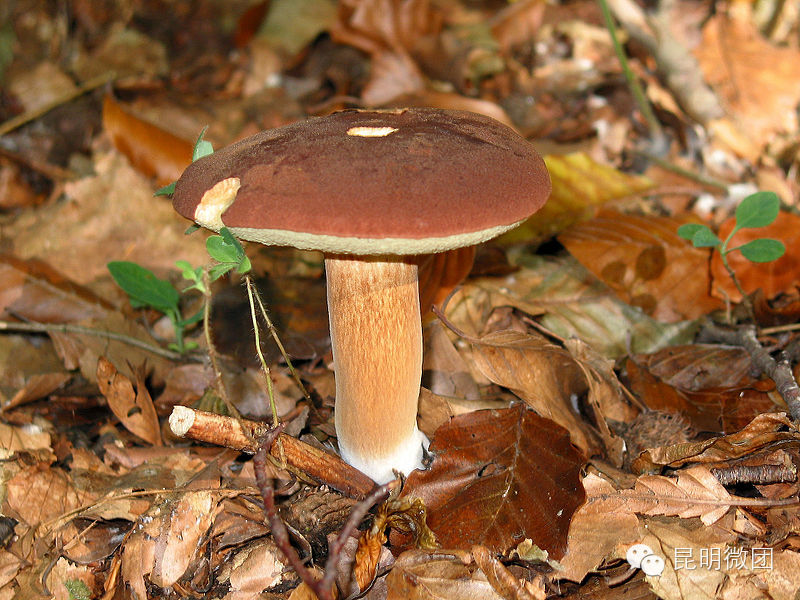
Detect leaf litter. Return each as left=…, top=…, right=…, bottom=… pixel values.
left=1, top=0, right=800, bottom=598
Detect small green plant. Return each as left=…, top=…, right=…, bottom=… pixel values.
left=678, top=190, right=786, bottom=316
left=64, top=579, right=92, bottom=600
left=108, top=228, right=250, bottom=353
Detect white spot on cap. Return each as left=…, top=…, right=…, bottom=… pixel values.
left=347, top=126, right=398, bottom=137
left=194, top=177, right=241, bottom=230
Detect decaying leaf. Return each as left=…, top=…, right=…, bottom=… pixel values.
left=710, top=210, right=800, bottom=303
left=96, top=357, right=162, bottom=446
left=403, top=404, right=585, bottom=558
left=631, top=412, right=798, bottom=473
left=559, top=209, right=723, bottom=321
left=385, top=549, right=504, bottom=600
left=497, top=153, right=655, bottom=246
left=467, top=328, right=598, bottom=454
left=557, top=473, right=640, bottom=582
left=626, top=345, right=777, bottom=434
left=121, top=491, right=219, bottom=598
left=695, top=15, right=800, bottom=147
left=102, top=94, right=193, bottom=186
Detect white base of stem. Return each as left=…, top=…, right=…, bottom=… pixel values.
left=338, top=427, right=429, bottom=484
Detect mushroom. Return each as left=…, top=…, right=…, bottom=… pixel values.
left=172, top=108, right=551, bottom=483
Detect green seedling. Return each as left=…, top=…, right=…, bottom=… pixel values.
left=107, top=261, right=201, bottom=353
left=109, top=229, right=250, bottom=353
left=155, top=126, right=214, bottom=197
left=678, top=190, right=786, bottom=315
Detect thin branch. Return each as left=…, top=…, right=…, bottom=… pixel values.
left=252, top=434, right=394, bottom=600
left=0, top=71, right=116, bottom=136
left=0, top=319, right=187, bottom=361
left=697, top=321, right=800, bottom=420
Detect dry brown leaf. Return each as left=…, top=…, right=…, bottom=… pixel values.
left=4, top=463, right=94, bottom=532
left=121, top=491, right=218, bottom=597
left=694, top=15, right=800, bottom=148
left=471, top=545, right=545, bottom=600
left=623, top=465, right=734, bottom=525
left=102, top=94, right=192, bottom=186
left=386, top=550, right=504, bottom=600
left=557, top=473, right=640, bottom=583
left=217, top=538, right=291, bottom=596
left=563, top=338, right=631, bottom=465
left=632, top=412, right=797, bottom=473
left=626, top=345, right=776, bottom=434
left=422, top=320, right=481, bottom=402
left=711, top=210, right=800, bottom=303
left=559, top=210, right=723, bottom=321
left=0, top=255, right=112, bottom=323
left=468, top=329, right=598, bottom=454
left=11, top=149, right=208, bottom=286
left=402, top=404, right=585, bottom=558
left=96, top=357, right=162, bottom=446
left=0, top=422, right=52, bottom=456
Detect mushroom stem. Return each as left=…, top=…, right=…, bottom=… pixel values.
left=325, top=255, right=426, bottom=483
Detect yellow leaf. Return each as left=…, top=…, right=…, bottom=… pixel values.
left=497, top=153, right=654, bottom=245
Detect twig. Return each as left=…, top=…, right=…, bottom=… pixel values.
left=711, top=463, right=796, bottom=486
left=169, top=406, right=376, bottom=500
left=697, top=321, right=800, bottom=420
left=0, top=319, right=187, bottom=361
left=0, top=71, right=116, bottom=136
left=252, top=434, right=394, bottom=600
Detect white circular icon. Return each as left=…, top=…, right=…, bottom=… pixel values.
left=641, top=554, right=666, bottom=576
left=626, top=543, right=654, bottom=568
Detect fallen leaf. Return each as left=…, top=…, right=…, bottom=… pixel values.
left=0, top=254, right=112, bottom=323
left=497, top=153, right=655, bottom=246
left=623, top=465, right=735, bottom=525
left=96, top=357, right=162, bottom=446
left=626, top=345, right=776, bottom=433
left=694, top=15, right=800, bottom=148
left=385, top=549, right=504, bottom=600
left=102, top=94, right=193, bottom=187
left=11, top=149, right=208, bottom=285
left=711, top=210, right=800, bottom=303
left=560, top=209, right=723, bottom=321
left=121, top=491, right=218, bottom=597
left=557, top=474, right=640, bottom=582
left=631, top=412, right=797, bottom=473
left=467, top=329, right=598, bottom=454
left=402, top=404, right=586, bottom=558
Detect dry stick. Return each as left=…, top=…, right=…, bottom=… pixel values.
left=169, top=406, right=376, bottom=500
left=252, top=434, right=394, bottom=600
left=697, top=321, right=800, bottom=420
left=711, top=463, right=796, bottom=486
left=247, top=275, right=313, bottom=404
left=0, top=319, right=187, bottom=361
left=0, top=71, right=116, bottom=136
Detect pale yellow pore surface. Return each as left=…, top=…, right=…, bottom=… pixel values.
left=229, top=219, right=522, bottom=255
left=193, top=177, right=241, bottom=230
left=325, top=256, right=425, bottom=483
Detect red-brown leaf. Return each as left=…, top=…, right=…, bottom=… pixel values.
left=402, top=404, right=585, bottom=558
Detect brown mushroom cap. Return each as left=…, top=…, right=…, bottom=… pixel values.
left=173, top=108, right=550, bottom=255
